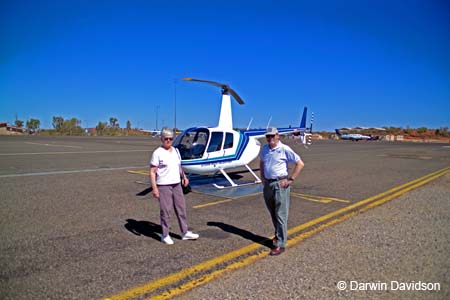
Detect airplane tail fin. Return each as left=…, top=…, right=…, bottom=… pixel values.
left=335, top=129, right=341, bottom=136
left=300, top=107, right=307, bottom=129
left=299, top=107, right=313, bottom=148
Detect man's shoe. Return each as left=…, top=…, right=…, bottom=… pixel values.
left=161, top=235, right=174, bottom=245
left=269, top=247, right=285, bottom=256
left=182, top=231, right=199, bottom=240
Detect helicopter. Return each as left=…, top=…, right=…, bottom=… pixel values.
left=173, top=78, right=313, bottom=188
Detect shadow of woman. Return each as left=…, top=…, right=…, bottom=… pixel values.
left=207, top=221, right=272, bottom=249
left=124, top=219, right=181, bottom=241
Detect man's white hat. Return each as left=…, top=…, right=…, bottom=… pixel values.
left=265, top=127, right=279, bottom=135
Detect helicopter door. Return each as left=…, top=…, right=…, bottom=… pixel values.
left=222, top=132, right=235, bottom=157
left=205, top=132, right=224, bottom=160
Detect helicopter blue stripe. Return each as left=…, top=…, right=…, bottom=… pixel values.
left=181, top=132, right=247, bottom=166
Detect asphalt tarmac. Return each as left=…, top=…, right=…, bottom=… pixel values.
left=0, top=135, right=449, bottom=300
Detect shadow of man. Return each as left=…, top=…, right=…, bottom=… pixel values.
left=136, top=187, right=152, bottom=196
left=124, top=219, right=182, bottom=241
left=207, top=221, right=272, bottom=249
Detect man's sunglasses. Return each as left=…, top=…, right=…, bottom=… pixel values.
left=163, top=137, right=173, bottom=141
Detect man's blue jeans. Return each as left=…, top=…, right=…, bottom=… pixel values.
left=263, top=181, right=290, bottom=248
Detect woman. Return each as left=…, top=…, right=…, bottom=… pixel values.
left=149, top=127, right=199, bottom=245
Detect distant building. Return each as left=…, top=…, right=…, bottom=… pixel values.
left=0, top=122, right=25, bottom=135
left=85, top=128, right=97, bottom=135
left=384, top=134, right=404, bottom=142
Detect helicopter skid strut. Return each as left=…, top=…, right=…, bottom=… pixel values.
left=212, top=165, right=262, bottom=189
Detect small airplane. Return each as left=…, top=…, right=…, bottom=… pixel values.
left=173, top=78, right=313, bottom=188
left=139, top=129, right=161, bottom=137
left=335, top=129, right=372, bottom=141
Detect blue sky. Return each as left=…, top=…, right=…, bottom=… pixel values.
left=1, top=0, right=449, bottom=131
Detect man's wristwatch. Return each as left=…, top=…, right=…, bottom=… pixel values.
left=288, top=177, right=295, bottom=181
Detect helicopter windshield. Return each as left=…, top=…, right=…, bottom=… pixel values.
left=174, top=128, right=209, bottom=160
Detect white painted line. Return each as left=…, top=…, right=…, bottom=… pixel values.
left=0, top=166, right=148, bottom=178
left=0, top=150, right=149, bottom=156
left=24, top=142, right=83, bottom=148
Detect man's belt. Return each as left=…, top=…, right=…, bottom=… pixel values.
left=266, top=176, right=288, bottom=183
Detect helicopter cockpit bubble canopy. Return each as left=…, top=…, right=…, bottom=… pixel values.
left=174, top=128, right=209, bottom=160
left=174, top=127, right=237, bottom=161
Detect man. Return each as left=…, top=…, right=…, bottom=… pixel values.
left=260, top=127, right=304, bottom=256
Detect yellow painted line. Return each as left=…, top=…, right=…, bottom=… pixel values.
left=291, top=192, right=350, bottom=203
left=128, top=170, right=148, bottom=176
left=285, top=167, right=450, bottom=239
left=103, top=243, right=262, bottom=300
left=102, top=166, right=450, bottom=300
left=196, top=192, right=350, bottom=209
left=193, top=199, right=234, bottom=209
left=195, top=191, right=350, bottom=210
left=149, top=167, right=450, bottom=300
left=291, top=194, right=326, bottom=203
left=146, top=251, right=267, bottom=300
left=229, top=191, right=263, bottom=200
left=196, top=191, right=348, bottom=210
left=297, top=193, right=350, bottom=203
left=290, top=168, right=450, bottom=246
left=192, top=191, right=262, bottom=209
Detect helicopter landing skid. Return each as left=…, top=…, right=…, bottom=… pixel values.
left=212, top=165, right=262, bottom=189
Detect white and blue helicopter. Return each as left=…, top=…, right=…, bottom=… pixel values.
left=173, top=78, right=313, bottom=188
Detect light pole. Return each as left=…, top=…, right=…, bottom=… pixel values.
left=156, top=105, right=160, bottom=130
left=174, top=79, right=177, bottom=131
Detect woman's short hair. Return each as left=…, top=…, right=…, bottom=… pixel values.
left=161, top=127, right=174, bottom=138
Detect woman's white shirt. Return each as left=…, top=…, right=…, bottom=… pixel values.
left=150, top=146, right=181, bottom=185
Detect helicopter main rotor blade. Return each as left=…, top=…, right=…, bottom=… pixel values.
left=183, top=77, right=245, bottom=105
left=228, top=88, right=244, bottom=105
left=183, top=78, right=224, bottom=88
left=183, top=77, right=228, bottom=88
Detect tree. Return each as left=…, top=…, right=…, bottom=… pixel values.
left=435, top=127, right=449, bottom=137
left=417, top=127, right=428, bottom=134
left=126, top=120, right=131, bottom=131
left=383, top=126, right=400, bottom=134
left=15, top=120, right=24, bottom=128
left=52, top=116, right=64, bottom=132
left=109, top=117, right=118, bottom=128
left=26, top=118, right=41, bottom=132
left=62, top=118, right=82, bottom=135
left=403, top=126, right=412, bottom=135
left=96, top=121, right=107, bottom=136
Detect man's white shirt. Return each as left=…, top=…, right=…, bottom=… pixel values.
left=260, top=141, right=301, bottom=179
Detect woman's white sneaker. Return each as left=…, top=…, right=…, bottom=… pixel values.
left=161, top=235, right=174, bottom=245
left=182, top=231, right=199, bottom=240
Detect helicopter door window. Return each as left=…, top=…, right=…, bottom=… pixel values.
left=191, top=131, right=208, bottom=158
left=175, top=128, right=209, bottom=159
left=207, top=132, right=223, bottom=152
left=224, top=132, right=233, bottom=149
